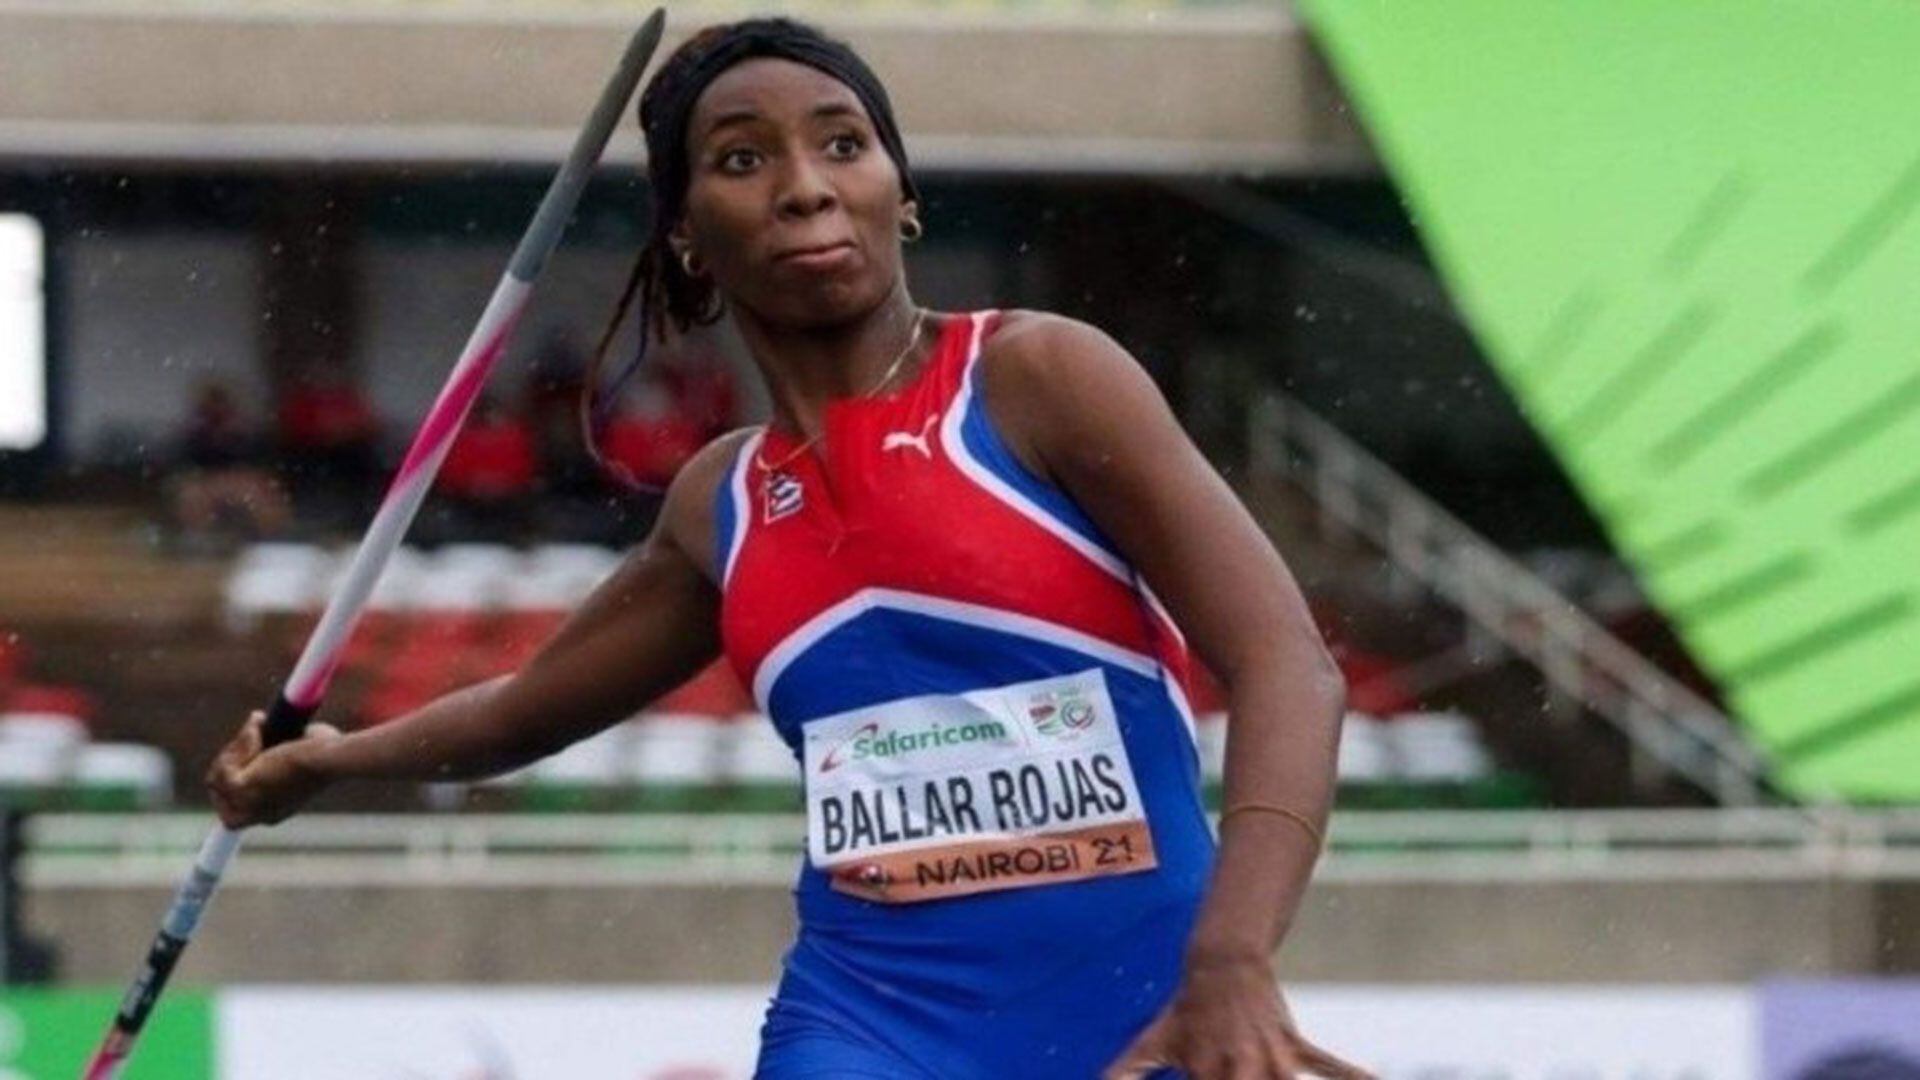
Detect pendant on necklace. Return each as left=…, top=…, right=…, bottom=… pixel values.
left=764, top=469, right=805, bottom=524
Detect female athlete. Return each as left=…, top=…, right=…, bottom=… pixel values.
left=209, top=18, right=1366, bottom=1080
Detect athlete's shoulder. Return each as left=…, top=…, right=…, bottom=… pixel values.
left=969, top=311, right=1151, bottom=481
left=689, top=424, right=761, bottom=479
left=659, top=426, right=761, bottom=584
left=976, top=309, right=1151, bottom=418
left=978, top=308, right=1140, bottom=389
left=982, top=308, right=1113, bottom=354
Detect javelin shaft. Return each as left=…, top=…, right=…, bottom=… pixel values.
left=81, top=12, right=664, bottom=1078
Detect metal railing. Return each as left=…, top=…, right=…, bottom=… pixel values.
left=24, top=810, right=1920, bottom=887
left=1250, top=394, right=1775, bottom=805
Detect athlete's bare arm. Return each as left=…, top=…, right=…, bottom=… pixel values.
left=979, top=312, right=1364, bottom=1079
left=206, top=430, right=749, bottom=828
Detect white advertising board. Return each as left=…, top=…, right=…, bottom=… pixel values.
left=1295, top=986, right=1755, bottom=1080
left=218, top=984, right=1754, bottom=1079
left=218, top=987, right=768, bottom=1080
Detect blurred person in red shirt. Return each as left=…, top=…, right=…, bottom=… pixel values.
left=598, top=370, right=709, bottom=492
left=522, top=333, right=598, bottom=498
left=276, top=363, right=381, bottom=524
left=433, top=392, right=539, bottom=543
left=654, top=343, right=738, bottom=443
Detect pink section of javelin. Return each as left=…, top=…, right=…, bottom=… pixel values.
left=278, top=297, right=526, bottom=711
left=82, top=1035, right=127, bottom=1080
left=391, top=308, right=524, bottom=488
left=286, top=650, right=349, bottom=712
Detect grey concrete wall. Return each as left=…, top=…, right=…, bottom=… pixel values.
left=29, top=875, right=1911, bottom=987
left=0, top=6, right=1369, bottom=171
left=59, top=231, right=267, bottom=459
left=38, top=882, right=800, bottom=986
left=1282, top=877, right=1889, bottom=983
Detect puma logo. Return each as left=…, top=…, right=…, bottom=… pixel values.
left=882, top=414, right=939, bottom=459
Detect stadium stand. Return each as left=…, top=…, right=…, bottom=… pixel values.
left=218, top=536, right=1554, bottom=814
left=0, top=626, right=171, bottom=813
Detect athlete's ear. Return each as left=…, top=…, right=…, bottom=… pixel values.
left=668, top=219, right=693, bottom=264
left=667, top=220, right=705, bottom=278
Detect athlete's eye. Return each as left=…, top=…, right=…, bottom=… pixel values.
left=717, top=146, right=763, bottom=174
left=826, top=132, right=865, bottom=160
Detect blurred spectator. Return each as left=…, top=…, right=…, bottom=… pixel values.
left=522, top=333, right=598, bottom=498
left=655, top=343, right=738, bottom=443
left=168, top=380, right=290, bottom=551
left=432, top=392, right=539, bottom=542
left=277, top=363, right=380, bottom=524
left=599, top=371, right=708, bottom=492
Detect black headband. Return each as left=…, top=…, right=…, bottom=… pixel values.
left=639, top=18, right=920, bottom=231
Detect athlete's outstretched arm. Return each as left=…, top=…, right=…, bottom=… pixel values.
left=980, top=313, right=1367, bottom=1080
left=206, top=434, right=743, bottom=828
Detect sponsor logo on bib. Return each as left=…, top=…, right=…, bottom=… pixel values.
left=817, top=718, right=1015, bottom=774
left=1028, top=685, right=1098, bottom=740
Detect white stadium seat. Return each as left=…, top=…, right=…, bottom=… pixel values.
left=1390, top=710, right=1494, bottom=783
left=412, top=545, right=520, bottom=611
left=361, top=546, right=428, bottom=611
left=73, top=742, right=174, bottom=809
left=632, top=713, right=723, bottom=788
left=0, top=711, right=88, bottom=750
left=723, top=715, right=799, bottom=783
left=224, top=542, right=331, bottom=629
left=0, top=739, right=71, bottom=792
left=1335, top=712, right=1395, bottom=784
left=507, top=545, right=620, bottom=610
left=1195, top=712, right=1229, bottom=785
left=720, top=715, right=801, bottom=811
left=530, top=724, right=633, bottom=787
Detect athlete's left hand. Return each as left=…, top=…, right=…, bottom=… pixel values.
left=1103, top=952, right=1372, bottom=1080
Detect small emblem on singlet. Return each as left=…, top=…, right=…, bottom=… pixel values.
left=765, top=472, right=804, bottom=523
left=882, top=414, right=939, bottom=460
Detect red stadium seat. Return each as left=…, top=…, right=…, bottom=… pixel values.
left=4, top=683, right=97, bottom=725
left=0, top=631, right=30, bottom=682
left=493, top=610, right=568, bottom=669
left=652, top=660, right=753, bottom=717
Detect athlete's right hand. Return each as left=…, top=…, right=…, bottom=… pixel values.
left=205, top=710, right=341, bottom=828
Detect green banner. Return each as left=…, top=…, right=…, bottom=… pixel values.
left=0, top=989, right=213, bottom=1079
left=1298, top=0, right=1920, bottom=801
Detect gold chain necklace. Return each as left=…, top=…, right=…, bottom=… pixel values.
left=754, top=307, right=926, bottom=475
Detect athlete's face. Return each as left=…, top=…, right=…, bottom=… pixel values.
left=674, top=58, right=911, bottom=330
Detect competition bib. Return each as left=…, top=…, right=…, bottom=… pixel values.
left=801, top=669, right=1158, bottom=903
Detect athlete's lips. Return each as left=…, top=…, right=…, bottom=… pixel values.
left=774, top=240, right=857, bottom=270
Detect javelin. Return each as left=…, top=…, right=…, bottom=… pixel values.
left=81, top=10, right=666, bottom=1077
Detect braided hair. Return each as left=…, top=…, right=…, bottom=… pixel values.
left=583, top=17, right=920, bottom=489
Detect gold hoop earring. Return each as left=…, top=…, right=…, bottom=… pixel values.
left=899, top=216, right=924, bottom=244
left=679, top=249, right=704, bottom=278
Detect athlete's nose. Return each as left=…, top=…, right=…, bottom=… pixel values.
left=774, top=150, right=838, bottom=220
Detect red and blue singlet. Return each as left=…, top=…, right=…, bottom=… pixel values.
left=715, top=310, right=1210, bottom=1078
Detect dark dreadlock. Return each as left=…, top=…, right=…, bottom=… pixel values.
left=583, top=17, right=920, bottom=489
